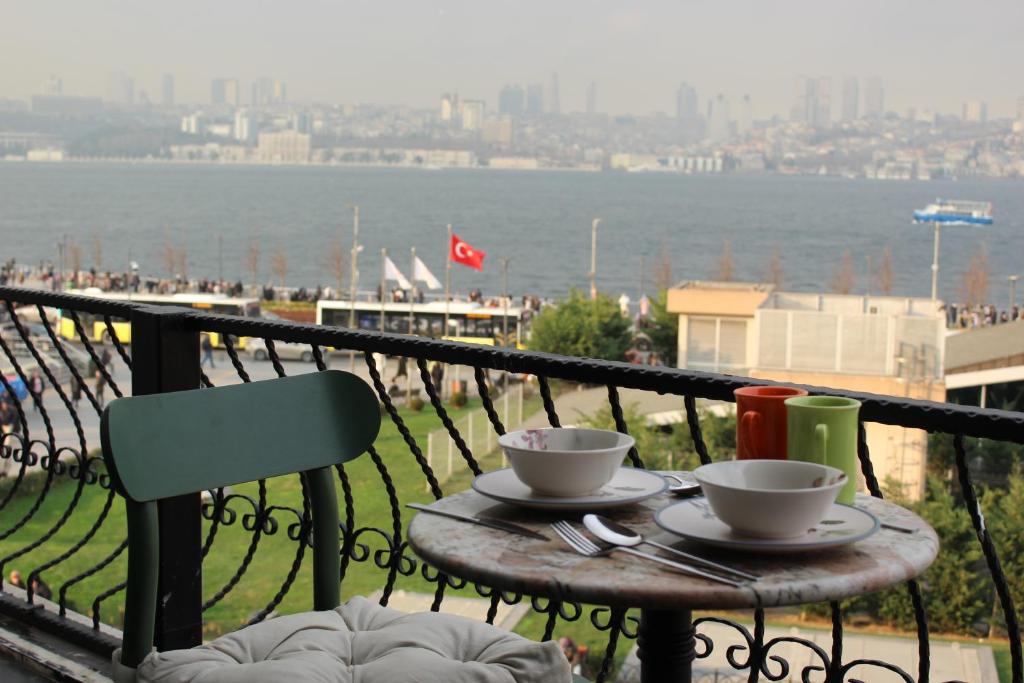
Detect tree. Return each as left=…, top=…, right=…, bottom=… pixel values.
left=529, top=289, right=631, bottom=361
left=271, top=246, right=288, bottom=287
left=875, top=246, right=893, bottom=295
left=325, top=239, right=346, bottom=296
left=68, top=242, right=83, bottom=275
left=161, top=243, right=176, bottom=277
left=652, top=246, right=673, bottom=292
left=92, top=234, right=103, bottom=270
left=176, top=245, right=188, bottom=280
left=960, top=247, right=990, bottom=305
left=830, top=250, right=856, bottom=294
left=763, top=247, right=784, bottom=288
left=245, top=240, right=261, bottom=285
left=714, top=240, right=734, bottom=281
left=647, top=290, right=678, bottom=366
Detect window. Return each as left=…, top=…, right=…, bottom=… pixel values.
left=686, top=316, right=748, bottom=372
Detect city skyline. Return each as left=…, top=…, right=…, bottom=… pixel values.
left=2, top=1, right=1022, bottom=118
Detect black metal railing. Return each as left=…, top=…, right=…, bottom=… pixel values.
left=0, top=285, right=1021, bottom=683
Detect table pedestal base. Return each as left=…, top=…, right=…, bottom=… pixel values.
left=637, top=608, right=695, bottom=683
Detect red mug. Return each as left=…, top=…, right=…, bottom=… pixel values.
left=734, top=386, right=809, bottom=460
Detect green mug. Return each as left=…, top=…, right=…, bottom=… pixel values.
left=784, top=396, right=860, bottom=504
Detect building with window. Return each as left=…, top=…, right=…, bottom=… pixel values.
left=667, top=281, right=946, bottom=500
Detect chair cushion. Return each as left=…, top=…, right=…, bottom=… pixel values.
left=136, top=596, right=570, bottom=683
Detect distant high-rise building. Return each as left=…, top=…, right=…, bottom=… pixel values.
left=707, top=94, right=731, bottom=141
left=549, top=73, right=560, bottom=114
left=273, top=80, right=287, bottom=104
left=211, top=78, right=240, bottom=106
left=42, top=75, right=62, bottom=95
left=675, top=83, right=697, bottom=120
left=252, top=78, right=286, bottom=106
left=792, top=76, right=831, bottom=127
left=234, top=109, right=255, bottom=142
left=737, top=94, right=752, bottom=135
left=585, top=82, right=596, bottom=115
left=841, top=77, right=859, bottom=121
left=526, top=84, right=544, bottom=115
left=440, top=93, right=457, bottom=122
left=107, top=71, right=135, bottom=104
left=458, top=99, right=485, bottom=131
left=962, top=101, right=988, bottom=123
left=498, top=84, right=526, bottom=116
left=161, top=74, right=175, bottom=107
left=864, top=77, right=884, bottom=118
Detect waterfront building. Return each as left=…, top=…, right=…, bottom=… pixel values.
left=667, top=281, right=946, bottom=500
left=234, top=110, right=255, bottom=143
left=526, top=84, right=544, bottom=115
left=257, top=131, right=310, bottom=163
left=864, top=76, right=884, bottom=118
left=585, top=82, right=596, bottom=115
left=161, top=74, right=175, bottom=107
left=181, top=113, right=205, bottom=135
left=841, top=76, right=859, bottom=121
left=498, top=85, right=525, bottom=116
left=481, top=117, right=513, bottom=145
left=962, top=101, right=988, bottom=123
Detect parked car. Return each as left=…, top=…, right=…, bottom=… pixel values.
left=245, top=337, right=315, bottom=363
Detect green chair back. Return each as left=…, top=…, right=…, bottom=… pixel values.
left=100, top=370, right=381, bottom=667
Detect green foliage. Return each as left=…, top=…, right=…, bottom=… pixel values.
left=643, top=290, right=678, bottom=366
left=409, top=396, right=425, bottom=412
left=528, top=289, right=632, bottom=361
left=985, top=468, right=1024, bottom=636
left=449, top=391, right=467, bottom=408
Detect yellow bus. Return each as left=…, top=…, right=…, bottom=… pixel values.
left=58, top=289, right=262, bottom=348
left=315, top=299, right=523, bottom=347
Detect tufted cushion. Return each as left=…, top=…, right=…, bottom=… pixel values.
left=136, top=596, right=570, bottom=683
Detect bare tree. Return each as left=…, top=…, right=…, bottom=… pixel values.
left=763, top=247, right=784, bottom=288
left=652, top=246, right=673, bottom=292
left=714, top=240, right=734, bottom=282
left=875, top=247, right=893, bottom=295
left=325, top=239, right=346, bottom=296
left=830, top=250, right=856, bottom=295
left=68, top=242, right=83, bottom=274
left=161, top=243, right=177, bottom=278
left=245, top=241, right=261, bottom=285
left=271, top=246, right=288, bottom=288
left=92, top=234, right=103, bottom=270
left=176, top=245, right=188, bottom=281
left=960, top=247, right=990, bottom=305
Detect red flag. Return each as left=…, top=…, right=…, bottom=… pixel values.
left=450, top=233, right=486, bottom=271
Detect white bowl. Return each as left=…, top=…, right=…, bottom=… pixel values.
left=497, top=428, right=634, bottom=497
left=693, top=460, right=847, bottom=539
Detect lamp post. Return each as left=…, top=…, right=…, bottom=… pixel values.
left=1010, top=275, right=1020, bottom=312
left=346, top=204, right=360, bottom=370
left=930, top=221, right=940, bottom=301
left=499, top=257, right=510, bottom=346
left=589, top=218, right=601, bottom=300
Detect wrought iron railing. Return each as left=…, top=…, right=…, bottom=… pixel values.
left=0, top=285, right=1021, bottom=682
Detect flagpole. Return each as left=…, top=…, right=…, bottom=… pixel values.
left=380, top=247, right=386, bottom=335
left=407, top=246, right=415, bottom=404
left=445, top=224, right=452, bottom=337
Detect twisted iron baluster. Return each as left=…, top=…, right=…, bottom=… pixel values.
left=474, top=366, right=506, bottom=436
left=101, top=316, right=132, bottom=370
left=92, top=581, right=126, bottom=629
left=857, top=421, right=930, bottom=683
left=594, top=607, right=626, bottom=683
left=365, top=353, right=443, bottom=499
left=683, top=395, right=712, bottom=465
left=537, top=375, right=561, bottom=427
left=264, top=339, right=286, bottom=377
left=58, top=540, right=127, bottom=618
left=248, top=495, right=311, bottom=625
left=417, top=357, right=481, bottom=476
left=0, top=371, right=31, bottom=512
left=68, top=310, right=121, bottom=410
left=366, top=444, right=403, bottom=606
left=606, top=384, right=643, bottom=467
left=223, top=335, right=252, bottom=383
left=202, top=487, right=267, bottom=612
left=954, top=433, right=1021, bottom=683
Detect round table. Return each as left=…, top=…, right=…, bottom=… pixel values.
left=407, top=488, right=938, bottom=683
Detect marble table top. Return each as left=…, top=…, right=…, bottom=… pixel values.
left=407, top=488, right=938, bottom=611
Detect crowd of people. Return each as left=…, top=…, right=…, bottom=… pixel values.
left=944, top=302, right=1022, bottom=328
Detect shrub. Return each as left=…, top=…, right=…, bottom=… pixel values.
left=409, top=396, right=425, bottom=412
left=450, top=391, right=467, bottom=408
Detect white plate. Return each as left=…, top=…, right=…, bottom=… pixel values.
left=472, top=468, right=667, bottom=511
left=655, top=498, right=879, bottom=553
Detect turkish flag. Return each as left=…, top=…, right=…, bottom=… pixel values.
left=450, top=233, right=486, bottom=271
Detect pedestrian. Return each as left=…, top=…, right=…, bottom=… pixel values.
left=28, top=369, right=44, bottom=412
left=71, top=374, right=83, bottom=409
left=8, top=570, right=24, bottom=589
left=392, top=356, right=407, bottom=383
left=429, top=359, right=445, bottom=395
left=30, top=576, right=52, bottom=600
left=200, top=334, right=215, bottom=369
left=0, top=398, right=18, bottom=435
left=94, top=350, right=111, bottom=409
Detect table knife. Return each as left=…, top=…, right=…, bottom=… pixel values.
left=406, top=503, right=549, bottom=541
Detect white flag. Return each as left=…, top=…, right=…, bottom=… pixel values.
left=383, top=256, right=411, bottom=289
left=412, top=256, right=442, bottom=290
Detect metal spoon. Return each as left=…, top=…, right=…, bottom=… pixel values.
left=662, top=472, right=702, bottom=497
left=582, top=514, right=761, bottom=581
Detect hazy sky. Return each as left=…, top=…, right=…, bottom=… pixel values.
left=4, top=1, right=1022, bottom=118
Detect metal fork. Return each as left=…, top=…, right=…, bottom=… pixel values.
left=550, top=521, right=749, bottom=588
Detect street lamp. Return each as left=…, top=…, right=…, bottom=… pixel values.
left=1010, top=275, right=1020, bottom=312
left=589, top=218, right=601, bottom=299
